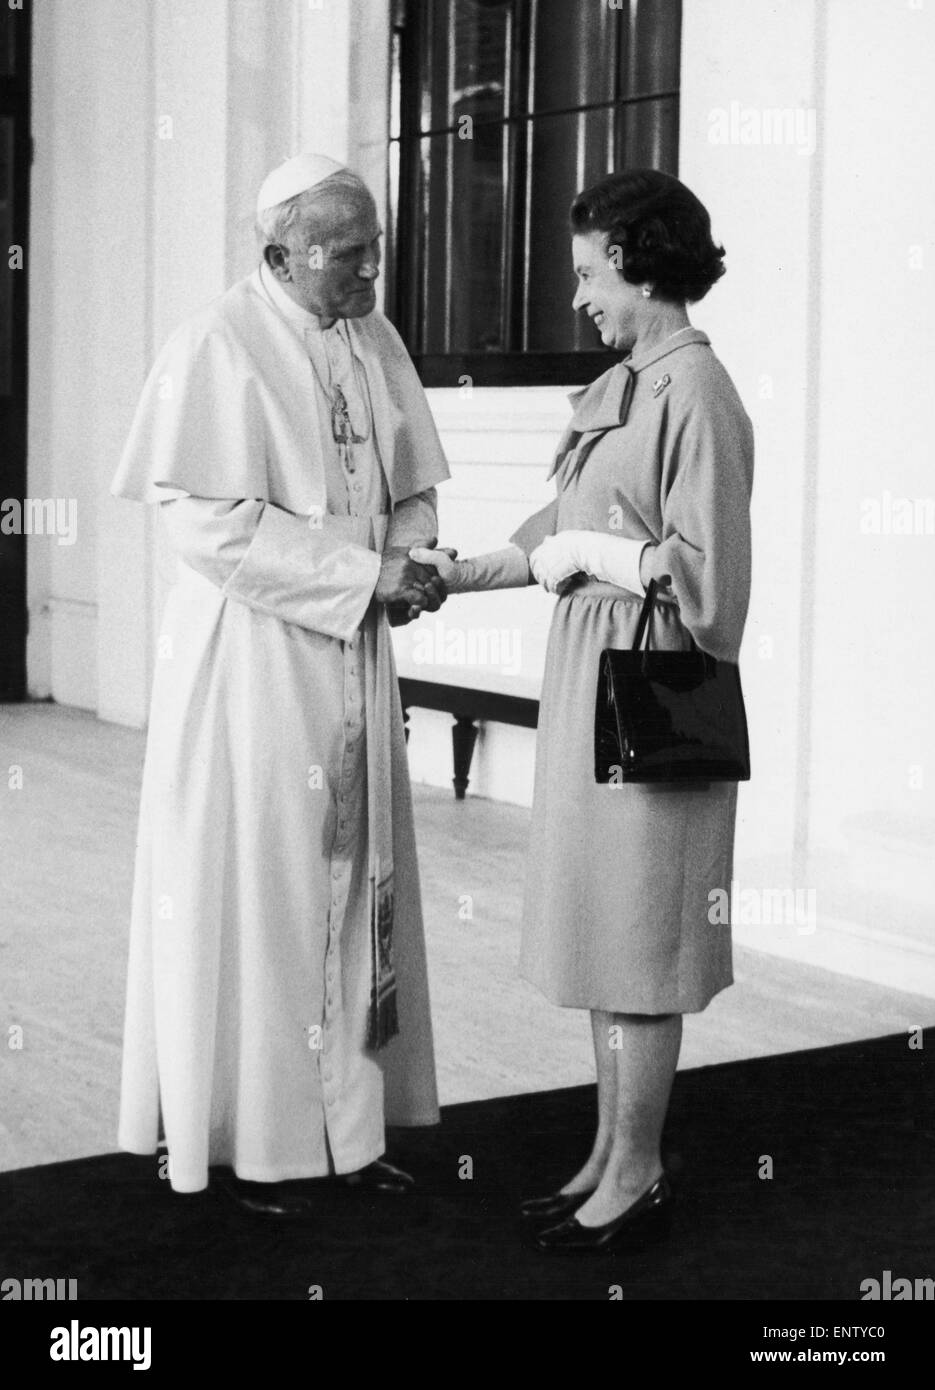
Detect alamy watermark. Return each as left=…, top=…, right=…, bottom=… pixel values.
left=708, top=880, right=818, bottom=935
left=708, top=102, right=817, bottom=156
left=860, top=491, right=935, bottom=536
left=861, top=1270, right=934, bottom=1300
left=0, top=497, right=78, bottom=547
left=50, top=1321, right=151, bottom=1370
left=2, top=1275, right=78, bottom=1299
left=411, top=619, right=522, bottom=678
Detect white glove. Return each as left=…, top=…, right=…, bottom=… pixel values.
left=529, top=531, right=651, bottom=596
left=408, top=545, right=460, bottom=586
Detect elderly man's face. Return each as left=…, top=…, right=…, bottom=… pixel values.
left=269, top=184, right=382, bottom=323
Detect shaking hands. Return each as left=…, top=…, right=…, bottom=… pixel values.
left=376, top=544, right=458, bottom=626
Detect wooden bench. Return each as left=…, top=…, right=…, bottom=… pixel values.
left=398, top=677, right=539, bottom=799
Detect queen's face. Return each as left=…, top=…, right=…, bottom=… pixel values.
left=571, top=230, right=647, bottom=355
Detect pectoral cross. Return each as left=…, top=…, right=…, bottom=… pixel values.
left=331, top=384, right=354, bottom=468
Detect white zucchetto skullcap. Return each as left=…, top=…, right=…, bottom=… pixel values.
left=256, top=153, right=347, bottom=216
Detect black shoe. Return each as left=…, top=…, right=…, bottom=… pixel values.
left=535, top=1174, right=672, bottom=1253
left=519, top=1189, right=594, bottom=1223
left=337, top=1159, right=414, bottom=1194
left=215, top=1175, right=317, bottom=1222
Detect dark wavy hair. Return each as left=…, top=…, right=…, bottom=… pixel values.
left=570, top=169, right=726, bottom=303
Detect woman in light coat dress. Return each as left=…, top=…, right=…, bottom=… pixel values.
left=413, top=170, right=754, bottom=1253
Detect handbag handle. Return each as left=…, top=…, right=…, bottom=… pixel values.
left=631, top=580, right=658, bottom=652
left=631, top=579, right=705, bottom=660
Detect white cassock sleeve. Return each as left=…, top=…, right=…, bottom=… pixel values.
left=161, top=496, right=382, bottom=643
left=383, top=488, right=439, bottom=552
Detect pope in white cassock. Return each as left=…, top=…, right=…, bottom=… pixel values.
left=111, top=153, right=451, bottom=1217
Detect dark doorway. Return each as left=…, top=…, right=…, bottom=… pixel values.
left=0, top=1, right=31, bottom=701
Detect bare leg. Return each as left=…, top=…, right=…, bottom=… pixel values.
left=573, top=1011, right=682, bottom=1227
left=558, top=1009, right=617, bottom=1195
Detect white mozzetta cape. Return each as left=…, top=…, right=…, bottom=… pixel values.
left=112, top=269, right=450, bottom=509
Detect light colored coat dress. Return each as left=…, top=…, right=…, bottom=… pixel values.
left=511, top=327, right=754, bottom=1014
left=111, top=266, right=449, bottom=1192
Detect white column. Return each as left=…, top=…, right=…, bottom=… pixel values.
left=294, top=0, right=392, bottom=259
left=805, top=0, right=935, bottom=995
left=96, top=0, right=302, bottom=724
left=29, top=0, right=156, bottom=720
left=293, top=0, right=353, bottom=162
left=680, top=0, right=935, bottom=996
left=678, top=0, right=823, bottom=870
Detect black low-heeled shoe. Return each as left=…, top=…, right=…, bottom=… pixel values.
left=535, top=1174, right=672, bottom=1253
left=519, top=1189, right=594, bottom=1223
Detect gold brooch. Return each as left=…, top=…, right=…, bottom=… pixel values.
left=652, top=373, right=671, bottom=397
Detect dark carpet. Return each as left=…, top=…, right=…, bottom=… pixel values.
left=2, top=1031, right=932, bottom=1300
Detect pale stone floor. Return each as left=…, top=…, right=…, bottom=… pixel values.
left=1, top=702, right=930, bottom=1174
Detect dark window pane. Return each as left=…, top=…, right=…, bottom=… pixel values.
left=424, top=0, right=514, bottom=134
left=391, top=0, right=681, bottom=382
left=616, top=94, right=679, bottom=173
left=525, top=108, right=614, bottom=352
left=0, top=117, right=12, bottom=394
left=421, top=124, right=510, bottom=353
left=0, top=6, right=17, bottom=77
left=618, top=0, right=681, bottom=99
left=530, top=0, right=618, bottom=114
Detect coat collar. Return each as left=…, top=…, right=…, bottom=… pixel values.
left=547, top=327, right=711, bottom=482
left=627, top=325, right=710, bottom=374
left=565, top=327, right=711, bottom=434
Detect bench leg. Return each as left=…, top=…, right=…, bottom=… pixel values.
left=452, top=716, right=478, bottom=800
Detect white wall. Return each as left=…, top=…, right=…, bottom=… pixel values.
left=28, top=0, right=143, bottom=713
left=678, top=0, right=935, bottom=994
left=393, top=387, right=560, bottom=803
left=806, top=0, right=935, bottom=984
left=679, top=0, right=822, bottom=870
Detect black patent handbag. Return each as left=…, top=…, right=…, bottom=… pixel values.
left=594, top=580, right=751, bottom=784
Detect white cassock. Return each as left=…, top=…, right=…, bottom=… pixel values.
left=112, top=263, right=449, bottom=1193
